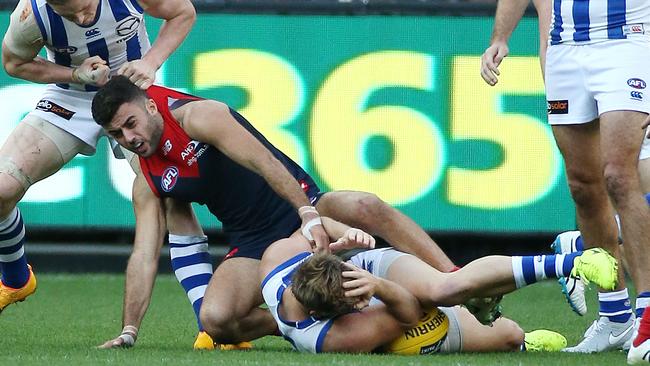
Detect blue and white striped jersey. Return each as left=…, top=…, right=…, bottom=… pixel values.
left=550, top=0, right=650, bottom=45
left=30, top=0, right=151, bottom=91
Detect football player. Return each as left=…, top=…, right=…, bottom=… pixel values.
left=260, top=218, right=619, bottom=354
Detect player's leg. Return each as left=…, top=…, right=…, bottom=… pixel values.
left=315, top=191, right=455, bottom=272
left=552, top=121, right=635, bottom=352
left=351, top=248, right=616, bottom=308
left=199, top=257, right=276, bottom=344
left=448, top=306, right=525, bottom=352
left=0, top=116, right=85, bottom=311
left=598, top=109, right=650, bottom=361
left=164, top=199, right=214, bottom=349
left=628, top=155, right=650, bottom=353
left=125, top=153, right=214, bottom=347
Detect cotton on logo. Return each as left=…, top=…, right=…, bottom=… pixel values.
left=161, top=166, right=179, bottom=192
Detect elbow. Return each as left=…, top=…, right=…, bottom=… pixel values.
left=400, top=304, right=422, bottom=330
left=401, top=315, right=420, bottom=330
left=2, top=59, right=19, bottom=78
left=181, top=3, right=197, bottom=27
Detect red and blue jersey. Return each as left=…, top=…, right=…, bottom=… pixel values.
left=140, top=85, right=320, bottom=239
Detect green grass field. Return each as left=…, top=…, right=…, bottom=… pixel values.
left=0, top=274, right=631, bottom=365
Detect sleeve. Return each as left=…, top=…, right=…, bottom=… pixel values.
left=3, top=0, right=45, bottom=60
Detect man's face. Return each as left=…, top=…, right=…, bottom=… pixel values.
left=46, top=0, right=99, bottom=26
left=105, top=99, right=163, bottom=158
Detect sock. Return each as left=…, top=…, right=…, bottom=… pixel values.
left=598, top=289, right=632, bottom=323
left=511, top=252, right=582, bottom=288
left=0, top=208, right=29, bottom=288
left=634, top=306, right=650, bottom=347
left=636, top=292, right=650, bottom=318
left=169, top=234, right=213, bottom=331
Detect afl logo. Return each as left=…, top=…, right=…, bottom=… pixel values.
left=161, top=166, right=179, bottom=192
left=116, top=16, right=140, bottom=37
left=628, top=78, right=646, bottom=89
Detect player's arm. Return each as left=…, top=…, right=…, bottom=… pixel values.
left=480, top=0, right=531, bottom=86
left=532, top=0, right=551, bottom=76
left=321, top=217, right=376, bottom=252
left=322, top=265, right=420, bottom=353
left=99, top=170, right=167, bottom=349
left=119, top=0, right=196, bottom=89
left=179, top=100, right=330, bottom=252
left=2, top=0, right=108, bottom=86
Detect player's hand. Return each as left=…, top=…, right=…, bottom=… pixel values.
left=341, top=262, right=377, bottom=310
left=480, top=41, right=509, bottom=86
left=330, top=228, right=376, bottom=252
left=118, top=59, right=157, bottom=89
left=72, top=56, right=110, bottom=86
left=97, top=325, right=138, bottom=349
left=298, top=206, right=330, bottom=254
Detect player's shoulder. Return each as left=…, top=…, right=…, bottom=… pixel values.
left=4, top=0, right=44, bottom=60
left=261, top=237, right=311, bottom=279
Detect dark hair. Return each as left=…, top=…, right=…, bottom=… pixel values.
left=291, top=253, right=357, bottom=319
left=92, top=75, right=148, bottom=126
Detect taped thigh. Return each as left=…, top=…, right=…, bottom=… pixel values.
left=23, top=115, right=89, bottom=163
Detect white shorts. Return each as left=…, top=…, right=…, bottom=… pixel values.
left=25, top=85, right=123, bottom=157
left=545, top=39, right=650, bottom=125
left=348, top=248, right=408, bottom=279
left=439, top=306, right=462, bottom=353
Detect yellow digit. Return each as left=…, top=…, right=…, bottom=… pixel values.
left=312, top=51, right=444, bottom=205
left=449, top=56, right=561, bottom=209
left=193, top=49, right=305, bottom=165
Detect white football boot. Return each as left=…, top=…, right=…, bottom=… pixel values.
left=628, top=338, right=650, bottom=364
left=551, top=231, right=587, bottom=316
left=563, top=316, right=634, bottom=353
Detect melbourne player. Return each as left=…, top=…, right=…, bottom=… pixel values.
left=480, top=0, right=650, bottom=356
left=90, top=76, right=460, bottom=346
left=259, top=217, right=619, bottom=354
left=0, top=0, right=222, bottom=349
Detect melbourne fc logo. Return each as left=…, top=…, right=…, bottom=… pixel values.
left=161, top=166, right=179, bottom=192
left=628, top=78, right=646, bottom=89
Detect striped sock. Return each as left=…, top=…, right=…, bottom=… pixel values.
left=169, top=234, right=213, bottom=331
left=599, top=289, right=632, bottom=323
left=511, top=252, right=582, bottom=288
left=0, top=208, right=28, bottom=288
left=636, top=292, right=650, bottom=318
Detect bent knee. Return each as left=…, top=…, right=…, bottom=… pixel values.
left=200, top=307, right=237, bottom=342
left=350, top=192, right=391, bottom=225
left=494, top=318, right=525, bottom=351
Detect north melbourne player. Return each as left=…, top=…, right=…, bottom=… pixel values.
left=259, top=218, right=618, bottom=355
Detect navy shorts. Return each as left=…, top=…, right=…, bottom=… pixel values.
left=223, top=189, right=323, bottom=260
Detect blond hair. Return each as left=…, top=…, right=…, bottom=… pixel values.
left=291, top=253, right=357, bottom=319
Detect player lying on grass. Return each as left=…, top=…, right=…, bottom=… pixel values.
left=259, top=219, right=619, bottom=354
